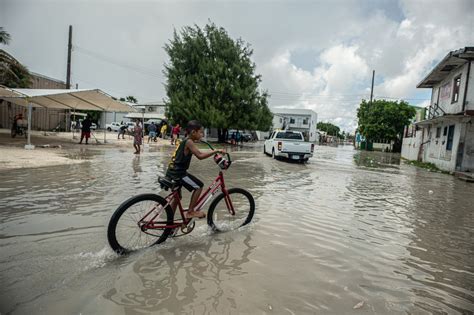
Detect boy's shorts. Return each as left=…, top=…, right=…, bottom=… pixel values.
left=180, top=173, right=204, bottom=192
left=149, top=131, right=156, bottom=137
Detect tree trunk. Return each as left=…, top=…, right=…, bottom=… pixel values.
left=217, top=128, right=225, bottom=143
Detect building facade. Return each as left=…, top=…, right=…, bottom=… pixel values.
left=271, top=108, right=318, bottom=142
left=0, top=72, right=68, bottom=130
left=402, top=47, right=474, bottom=172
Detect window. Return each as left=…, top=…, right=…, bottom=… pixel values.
left=452, top=75, right=461, bottom=103
left=275, top=131, right=303, bottom=140
left=303, top=118, right=309, bottom=125
left=443, top=126, right=448, bottom=136
left=446, top=125, right=455, bottom=151
left=436, top=127, right=441, bottom=138
left=289, top=118, right=295, bottom=124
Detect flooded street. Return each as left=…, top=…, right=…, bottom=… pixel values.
left=0, top=144, right=473, bottom=314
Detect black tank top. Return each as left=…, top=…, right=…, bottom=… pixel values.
left=166, top=139, right=192, bottom=179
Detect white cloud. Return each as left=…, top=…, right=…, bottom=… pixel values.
left=2, top=0, right=473, bottom=133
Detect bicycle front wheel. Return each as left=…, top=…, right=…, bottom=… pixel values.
left=107, top=194, right=174, bottom=255
left=207, top=188, right=255, bottom=232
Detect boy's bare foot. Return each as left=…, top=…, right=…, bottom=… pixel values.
left=186, top=210, right=206, bottom=219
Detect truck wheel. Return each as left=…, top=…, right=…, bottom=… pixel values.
left=107, top=127, right=112, bottom=131
left=272, top=149, right=276, bottom=159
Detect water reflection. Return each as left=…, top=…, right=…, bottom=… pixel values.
left=1, top=145, right=473, bottom=314
left=104, top=233, right=255, bottom=314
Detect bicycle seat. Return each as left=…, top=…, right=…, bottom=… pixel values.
left=159, top=177, right=180, bottom=191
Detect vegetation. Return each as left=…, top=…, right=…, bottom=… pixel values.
left=357, top=99, right=416, bottom=152
left=164, top=22, right=272, bottom=142
left=402, top=159, right=448, bottom=173
left=120, top=96, right=138, bottom=103
left=317, top=122, right=344, bottom=139
left=0, top=27, right=32, bottom=88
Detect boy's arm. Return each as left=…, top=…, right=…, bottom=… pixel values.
left=186, top=141, right=222, bottom=160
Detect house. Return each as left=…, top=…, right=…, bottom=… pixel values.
left=404, top=47, right=474, bottom=173
left=270, top=108, right=318, bottom=142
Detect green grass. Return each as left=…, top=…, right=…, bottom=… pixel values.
left=402, top=158, right=449, bottom=173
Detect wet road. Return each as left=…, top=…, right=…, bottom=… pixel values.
left=0, top=144, right=473, bottom=314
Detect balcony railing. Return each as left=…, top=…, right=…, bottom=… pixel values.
left=425, top=103, right=446, bottom=120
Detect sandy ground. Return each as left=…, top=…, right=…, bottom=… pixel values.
left=0, top=128, right=259, bottom=170
left=0, top=128, right=168, bottom=170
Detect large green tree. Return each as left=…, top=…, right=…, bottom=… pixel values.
left=357, top=99, right=416, bottom=151
left=164, top=22, right=272, bottom=141
left=317, top=122, right=343, bottom=138
left=0, top=27, right=31, bottom=88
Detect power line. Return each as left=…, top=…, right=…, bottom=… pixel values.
left=74, top=45, right=162, bottom=78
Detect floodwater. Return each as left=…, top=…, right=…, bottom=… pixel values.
left=1, top=144, right=473, bottom=314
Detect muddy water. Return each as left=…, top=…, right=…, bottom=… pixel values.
left=0, top=145, right=473, bottom=314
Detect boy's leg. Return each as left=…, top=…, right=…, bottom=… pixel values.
left=181, top=174, right=205, bottom=218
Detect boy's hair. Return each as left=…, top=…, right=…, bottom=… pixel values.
left=186, top=120, right=202, bottom=133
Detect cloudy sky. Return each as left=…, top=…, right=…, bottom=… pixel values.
left=1, top=0, right=473, bottom=132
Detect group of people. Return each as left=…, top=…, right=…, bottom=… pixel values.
left=131, top=120, right=182, bottom=154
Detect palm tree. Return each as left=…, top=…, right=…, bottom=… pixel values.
left=0, top=27, right=31, bottom=88
left=0, top=27, right=11, bottom=45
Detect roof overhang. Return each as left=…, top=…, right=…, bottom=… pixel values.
left=0, top=86, right=136, bottom=112
left=415, top=112, right=472, bottom=127
left=417, top=47, right=474, bottom=88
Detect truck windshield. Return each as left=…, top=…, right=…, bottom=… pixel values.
left=275, top=132, right=303, bottom=140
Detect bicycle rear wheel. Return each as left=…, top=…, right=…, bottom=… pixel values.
left=207, top=188, right=255, bottom=232
left=107, top=194, right=174, bottom=255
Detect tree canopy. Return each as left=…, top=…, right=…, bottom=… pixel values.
left=357, top=99, right=416, bottom=142
left=317, top=122, right=343, bottom=138
left=120, top=96, right=138, bottom=103
left=163, top=22, right=272, bottom=135
left=0, top=28, right=31, bottom=88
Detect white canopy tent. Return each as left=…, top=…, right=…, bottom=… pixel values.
left=0, top=86, right=136, bottom=149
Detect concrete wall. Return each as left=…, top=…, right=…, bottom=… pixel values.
left=465, top=61, right=474, bottom=111
left=460, top=121, right=474, bottom=171
left=423, top=121, right=463, bottom=171
left=402, top=131, right=423, bottom=160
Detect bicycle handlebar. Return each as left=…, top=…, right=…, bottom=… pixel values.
left=200, top=140, right=231, bottom=163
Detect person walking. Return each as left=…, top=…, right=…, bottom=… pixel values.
left=79, top=115, right=92, bottom=145
left=160, top=123, right=168, bottom=140
left=133, top=121, right=143, bottom=154
left=118, top=124, right=128, bottom=139
left=148, top=122, right=157, bottom=143
left=171, top=124, right=181, bottom=145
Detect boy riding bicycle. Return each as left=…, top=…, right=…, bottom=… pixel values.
left=165, top=120, right=224, bottom=219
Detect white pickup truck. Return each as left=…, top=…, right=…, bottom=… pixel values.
left=264, top=130, right=314, bottom=162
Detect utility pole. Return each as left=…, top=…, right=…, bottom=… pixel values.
left=66, top=25, right=72, bottom=89
left=369, top=70, right=375, bottom=106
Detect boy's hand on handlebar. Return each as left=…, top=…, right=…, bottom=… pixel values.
left=213, top=149, right=226, bottom=155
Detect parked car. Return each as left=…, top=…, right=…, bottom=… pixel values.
left=228, top=129, right=252, bottom=142
left=106, top=122, right=122, bottom=132
left=264, top=130, right=314, bottom=162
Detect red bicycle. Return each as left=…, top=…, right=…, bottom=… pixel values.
left=107, top=142, right=255, bottom=255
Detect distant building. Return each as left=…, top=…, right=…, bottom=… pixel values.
left=0, top=72, right=68, bottom=130
left=100, top=101, right=167, bottom=126
left=405, top=47, right=474, bottom=172
left=271, top=108, right=318, bottom=142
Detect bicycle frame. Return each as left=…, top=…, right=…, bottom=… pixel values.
left=140, top=170, right=235, bottom=230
